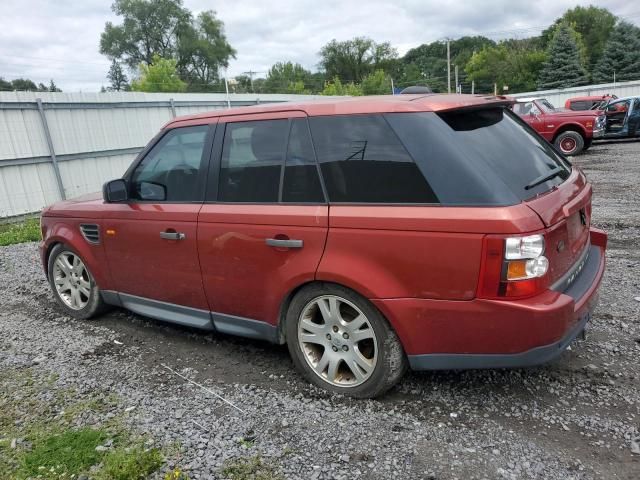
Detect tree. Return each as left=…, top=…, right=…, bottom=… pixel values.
left=263, top=61, right=313, bottom=93
left=319, top=37, right=397, bottom=83
left=593, top=21, right=640, bottom=84
left=48, top=80, right=62, bottom=92
left=541, top=6, right=616, bottom=72
left=401, top=36, right=495, bottom=92
left=361, top=69, right=392, bottom=95
left=176, top=10, right=236, bottom=90
left=100, top=0, right=235, bottom=90
left=466, top=42, right=545, bottom=93
left=107, top=59, right=129, bottom=91
left=131, top=55, right=186, bottom=92
left=9, top=78, right=38, bottom=91
left=320, top=77, right=362, bottom=96
left=537, top=23, right=589, bottom=90
left=0, top=78, right=12, bottom=91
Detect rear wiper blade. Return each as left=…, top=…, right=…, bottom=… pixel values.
left=524, top=166, right=564, bottom=190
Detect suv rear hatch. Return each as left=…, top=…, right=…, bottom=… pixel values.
left=525, top=168, right=592, bottom=286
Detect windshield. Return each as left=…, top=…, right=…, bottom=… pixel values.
left=538, top=99, right=556, bottom=113
left=385, top=108, right=572, bottom=205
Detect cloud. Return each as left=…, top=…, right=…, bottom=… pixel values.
left=0, top=0, right=636, bottom=91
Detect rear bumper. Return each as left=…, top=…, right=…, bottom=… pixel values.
left=372, top=228, right=606, bottom=370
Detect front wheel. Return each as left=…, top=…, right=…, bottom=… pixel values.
left=47, top=244, right=107, bottom=320
left=554, top=130, right=584, bottom=156
left=285, top=283, right=407, bottom=398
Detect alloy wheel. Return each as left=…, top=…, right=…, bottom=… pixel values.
left=52, top=251, right=91, bottom=310
left=297, top=295, right=378, bottom=387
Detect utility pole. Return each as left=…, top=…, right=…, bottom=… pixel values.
left=471, top=80, right=475, bottom=95
left=454, top=65, right=459, bottom=93
left=494, top=83, right=497, bottom=96
left=224, top=68, right=231, bottom=108
left=243, top=70, right=258, bottom=92
left=447, top=39, right=451, bottom=94
left=390, top=77, right=395, bottom=95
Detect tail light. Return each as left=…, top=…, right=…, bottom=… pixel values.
left=478, top=234, right=549, bottom=299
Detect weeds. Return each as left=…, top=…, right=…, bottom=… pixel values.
left=0, top=218, right=40, bottom=246
left=221, top=455, right=283, bottom=480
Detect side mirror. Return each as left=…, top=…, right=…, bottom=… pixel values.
left=103, top=179, right=128, bottom=203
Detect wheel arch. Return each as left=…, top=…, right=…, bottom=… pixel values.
left=276, top=279, right=405, bottom=349
left=552, top=123, right=588, bottom=143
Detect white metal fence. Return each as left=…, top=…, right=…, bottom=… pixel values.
left=511, top=79, right=640, bottom=108
left=0, top=91, right=331, bottom=219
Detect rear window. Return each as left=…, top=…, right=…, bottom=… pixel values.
left=386, top=108, right=571, bottom=205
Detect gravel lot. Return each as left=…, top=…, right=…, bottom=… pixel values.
left=1, top=139, right=639, bottom=479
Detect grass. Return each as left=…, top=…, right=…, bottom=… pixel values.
left=96, top=446, right=164, bottom=480
left=19, top=428, right=107, bottom=476
left=0, top=367, right=165, bottom=480
left=221, top=455, right=283, bottom=480
left=0, top=218, right=40, bottom=246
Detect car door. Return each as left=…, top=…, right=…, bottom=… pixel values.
left=102, top=123, right=216, bottom=328
left=197, top=112, right=328, bottom=340
left=514, top=102, right=548, bottom=139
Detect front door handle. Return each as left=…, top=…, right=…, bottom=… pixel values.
left=265, top=238, right=303, bottom=249
left=160, top=231, right=185, bottom=241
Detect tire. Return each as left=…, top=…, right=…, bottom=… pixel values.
left=582, top=138, right=593, bottom=151
left=285, top=283, right=407, bottom=398
left=554, top=130, right=584, bottom=156
left=47, top=244, right=107, bottom=320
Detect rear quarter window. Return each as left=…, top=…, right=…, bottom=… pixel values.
left=385, top=108, right=571, bottom=205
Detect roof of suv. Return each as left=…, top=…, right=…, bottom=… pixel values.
left=166, top=94, right=514, bottom=128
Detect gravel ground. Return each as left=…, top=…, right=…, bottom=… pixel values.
left=1, top=139, right=640, bottom=479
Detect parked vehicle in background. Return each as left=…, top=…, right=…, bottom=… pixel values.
left=601, top=96, right=640, bottom=139
left=564, top=95, right=617, bottom=111
left=512, top=97, right=605, bottom=155
left=40, top=94, right=607, bottom=398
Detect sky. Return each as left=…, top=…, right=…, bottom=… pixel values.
left=0, top=0, right=638, bottom=92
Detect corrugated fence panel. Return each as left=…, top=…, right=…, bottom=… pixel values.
left=58, top=153, right=138, bottom=199
left=512, top=79, right=640, bottom=108
left=0, top=163, right=59, bottom=216
left=0, top=91, right=335, bottom=218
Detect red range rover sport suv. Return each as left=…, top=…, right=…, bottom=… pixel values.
left=40, top=94, right=607, bottom=398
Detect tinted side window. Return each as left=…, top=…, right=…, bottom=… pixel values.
left=218, top=120, right=288, bottom=202
left=283, top=119, right=324, bottom=203
left=130, top=125, right=208, bottom=202
left=309, top=115, right=437, bottom=203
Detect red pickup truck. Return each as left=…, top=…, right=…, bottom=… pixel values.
left=512, top=98, right=605, bottom=156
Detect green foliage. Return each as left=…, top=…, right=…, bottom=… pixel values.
left=107, top=59, right=129, bottom=91
left=541, top=5, right=616, bottom=72
left=20, top=428, right=107, bottom=476
left=176, top=10, right=236, bottom=89
left=361, top=69, right=392, bottom=95
left=593, top=21, right=640, bottom=83
left=97, top=446, right=163, bottom=480
left=319, top=37, right=397, bottom=83
left=466, top=42, right=546, bottom=93
left=538, top=23, right=589, bottom=90
left=131, top=55, right=186, bottom=92
left=221, top=455, right=282, bottom=480
left=320, top=76, right=362, bottom=96
left=401, top=36, right=495, bottom=92
left=0, top=78, right=62, bottom=92
left=0, top=218, right=40, bottom=246
left=263, top=61, right=313, bottom=93
left=101, top=0, right=235, bottom=90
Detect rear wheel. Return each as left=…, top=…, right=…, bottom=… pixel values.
left=554, top=130, right=584, bottom=156
left=285, top=283, right=407, bottom=398
left=47, top=244, right=107, bottom=320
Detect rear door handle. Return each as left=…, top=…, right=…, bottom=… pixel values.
left=160, top=231, right=185, bottom=240
left=265, top=238, right=303, bottom=249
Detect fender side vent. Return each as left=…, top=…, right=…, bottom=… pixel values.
left=80, top=224, right=100, bottom=244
